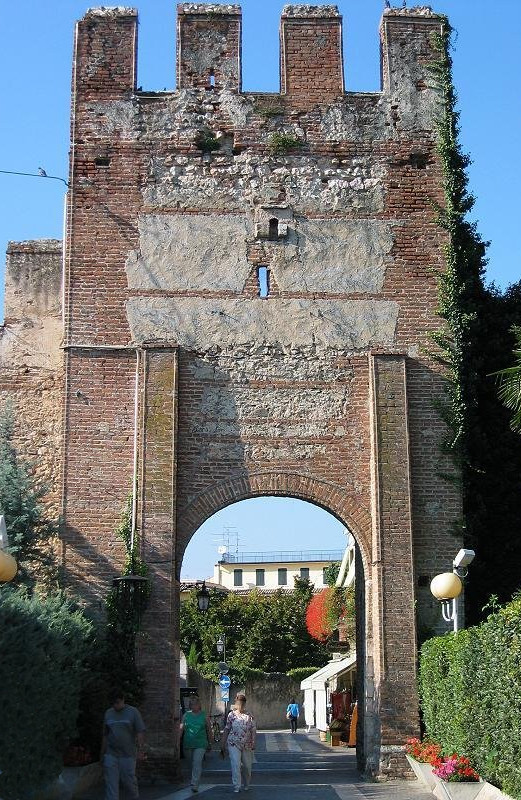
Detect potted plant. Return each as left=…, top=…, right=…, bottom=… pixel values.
left=432, top=755, right=483, bottom=800
left=405, top=737, right=441, bottom=790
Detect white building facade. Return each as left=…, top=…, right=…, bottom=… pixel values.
left=211, top=550, right=344, bottom=592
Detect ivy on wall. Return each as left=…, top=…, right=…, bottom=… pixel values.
left=429, top=18, right=488, bottom=462
left=428, top=21, right=521, bottom=622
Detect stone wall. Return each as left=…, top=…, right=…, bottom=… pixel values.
left=0, top=1, right=463, bottom=782
left=186, top=668, right=303, bottom=730
left=0, top=240, right=63, bottom=518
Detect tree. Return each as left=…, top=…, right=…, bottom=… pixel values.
left=0, top=587, right=92, bottom=800
left=493, top=325, right=521, bottom=432
left=0, top=404, right=58, bottom=589
left=179, top=585, right=330, bottom=680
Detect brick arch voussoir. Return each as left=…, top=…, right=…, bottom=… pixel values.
left=178, top=471, right=372, bottom=572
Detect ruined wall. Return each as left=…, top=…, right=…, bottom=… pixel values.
left=60, top=2, right=461, bottom=779
left=0, top=240, right=63, bottom=517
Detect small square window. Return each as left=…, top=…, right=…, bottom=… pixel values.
left=300, top=567, right=310, bottom=581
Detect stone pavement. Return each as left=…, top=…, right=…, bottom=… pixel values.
left=87, top=729, right=435, bottom=800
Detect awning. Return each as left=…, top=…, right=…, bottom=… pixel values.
left=300, top=652, right=357, bottom=690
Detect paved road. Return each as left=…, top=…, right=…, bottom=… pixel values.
left=95, top=729, right=434, bottom=800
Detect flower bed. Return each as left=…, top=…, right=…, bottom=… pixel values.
left=405, top=738, right=483, bottom=798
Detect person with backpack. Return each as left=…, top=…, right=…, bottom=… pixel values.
left=286, top=698, right=300, bottom=734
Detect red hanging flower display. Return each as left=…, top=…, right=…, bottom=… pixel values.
left=306, top=586, right=356, bottom=643
left=306, top=588, right=337, bottom=641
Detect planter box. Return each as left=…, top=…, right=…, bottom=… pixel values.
left=433, top=777, right=485, bottom=800
left=405, top=754, right=437, bottom=790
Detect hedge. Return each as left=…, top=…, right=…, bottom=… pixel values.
left=286, top=666, right=322, bottom=681
left=0, top=588, right=92, bottom=800
left=419, top=595, right=521, bottom=799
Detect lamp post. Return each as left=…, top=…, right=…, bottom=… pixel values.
left=196, top=581, right=210, bottom=613
left=430, top=548, right=475, bottom=632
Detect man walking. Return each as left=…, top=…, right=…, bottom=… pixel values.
left=101, top=688, right=146, bottom=800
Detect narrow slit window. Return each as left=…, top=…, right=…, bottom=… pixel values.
left=268, top=218, right=279, bottom=240
left=258, top=266, right=269, bottom=298
left=209, top=71, right=215, bottom=87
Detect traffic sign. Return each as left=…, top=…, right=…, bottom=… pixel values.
left=219, top=674, right=231, bottom=689
left=221, top=688, right=230, bottom=702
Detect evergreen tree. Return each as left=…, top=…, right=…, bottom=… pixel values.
left=0, top=404, right=57, bottom=589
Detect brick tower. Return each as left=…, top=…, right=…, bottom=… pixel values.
left=56, top=2, right=459, bottom=778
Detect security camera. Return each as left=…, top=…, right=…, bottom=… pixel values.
left=453, top=549, right=475, bottom=569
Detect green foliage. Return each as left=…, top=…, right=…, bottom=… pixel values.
left=0, top=404, right=58, bottom=589
left=323, top=561, right=341, bottom=587
left=187, top=641, right=199, bottom=669
left=267, top=132, right=303, bottom=155
left=180, top=585, right=329, bottom=681
left=0, top=587, right=92, bottom=800
left=103, top=496, right=149, bottom=705
left=195, top=130, right=221, bottom=153
left=286, top=666, right=321, bottom=681
left=428, top=21, right=488, bottom=459
left=426, top=25, right=521, bottom=622
left=492, top=325, right=521, bottom=433
left=419, top=595, right=521, bottom=798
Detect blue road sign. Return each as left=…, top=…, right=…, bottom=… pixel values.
left=219, top=675, right=231, bottom=689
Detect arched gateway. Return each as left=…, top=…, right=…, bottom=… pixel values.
left=49, top=1, right=460, bottom=781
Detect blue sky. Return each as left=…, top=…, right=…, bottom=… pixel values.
left=1, top=1, right=520, bottom=577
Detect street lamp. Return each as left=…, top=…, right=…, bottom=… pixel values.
left=196, top=581, right=210, bottom=613
left=430, top=549, right=475, bottom=632
left=216, top=634, right=226, bottom=660
left=0, top=515, right=17, bottom=583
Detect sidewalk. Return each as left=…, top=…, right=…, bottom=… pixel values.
left=87, top=729, right=434, bottom=799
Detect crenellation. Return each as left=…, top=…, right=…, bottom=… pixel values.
left=281, top=5, right=341, bottom=18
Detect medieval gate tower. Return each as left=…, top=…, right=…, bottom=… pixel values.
left=0, top=2, right=461, bottom=780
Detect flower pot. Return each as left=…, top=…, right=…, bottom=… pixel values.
left=405, top=754, right=437, bottom=790
left=433, top=777, right=485, bottom=800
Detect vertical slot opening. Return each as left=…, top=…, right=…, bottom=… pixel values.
left=257, top=266, right=269, bottom=298
left=268, top=218, right=279, bottom=240
left=209, top=70, right=215, bottom=87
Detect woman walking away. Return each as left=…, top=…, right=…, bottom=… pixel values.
left=221, top=693, right=256, bottom=793
left=286, top=698, right=300, bottom=734
left=180, top=696, right=213, bottom=794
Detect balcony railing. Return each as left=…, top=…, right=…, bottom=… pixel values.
left=220, top=550, right=344, bottom=564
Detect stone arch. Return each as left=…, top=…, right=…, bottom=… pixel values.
left=177, top=470, right=372, bottom=575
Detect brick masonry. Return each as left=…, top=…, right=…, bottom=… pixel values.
left=1, top=2, right=462, bottom=781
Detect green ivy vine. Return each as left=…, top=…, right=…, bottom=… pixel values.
left=428, top=20, right=488, bottom=486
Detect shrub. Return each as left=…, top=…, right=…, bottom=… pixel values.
left=195, top=130, right=220, bottom=153
left=306, top=586, right=355, bottom=643
left=419, top=594, right=521, bottom=799
left=286, top=666, right=322, bottom=681
left=0, top=404, right=58, bottom=588
left=267, top=132, right=302, bottom=155
left=0, top=588, right=92, bottom=800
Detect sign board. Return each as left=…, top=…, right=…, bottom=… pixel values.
left=219, top=675, right=231, bottom=689
left=221, top=688, right=230, bottom=702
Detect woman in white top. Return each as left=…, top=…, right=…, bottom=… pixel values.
left=220, top=693, right=256, bottom=793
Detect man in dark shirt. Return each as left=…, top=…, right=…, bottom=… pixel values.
left=101, top=688, right=146, bottom=800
